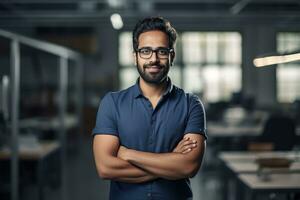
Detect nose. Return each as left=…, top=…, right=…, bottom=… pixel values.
left=149, top=51, right=159, bottom=63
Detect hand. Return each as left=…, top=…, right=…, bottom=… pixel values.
left=173, top=137, right=197, bottom=154
left=117, top=146, right=129, bottom=161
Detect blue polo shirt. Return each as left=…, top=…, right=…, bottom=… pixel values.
left=93, top=78, right=207, bottom=200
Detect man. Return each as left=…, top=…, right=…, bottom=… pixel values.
left=93, top=17, right=207, bottom=200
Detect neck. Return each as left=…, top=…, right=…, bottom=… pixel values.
left=139, top=77, right=168, bottom=99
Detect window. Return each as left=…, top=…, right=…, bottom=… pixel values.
left=277, top=33, right=300, bottom=103
left=181, top=32, right=241, bottom=102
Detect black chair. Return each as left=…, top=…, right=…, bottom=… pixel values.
left=260, top=114, right=297, bottom=151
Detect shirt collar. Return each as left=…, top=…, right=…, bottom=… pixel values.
left=133, top=77, right=173, bottom=99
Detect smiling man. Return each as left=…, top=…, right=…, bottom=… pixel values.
left=93, top=17, right=207, bottom=200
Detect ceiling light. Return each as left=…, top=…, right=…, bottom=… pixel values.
left=110, top=13, right=123, bottom=30
left=253, top=53, right=300, bottom=67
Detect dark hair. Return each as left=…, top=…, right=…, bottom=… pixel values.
left=132, top=17, right=177, bottom=51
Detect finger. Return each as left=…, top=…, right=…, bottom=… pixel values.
left=182, top=143, right=197, bottom=151
left=182, top=140, right=197, bottom=147
left=178, top=138, right=190, bottom=147
left=178, top=140, right=196, bottom=152
left=182, top=148, right=192, bottom=154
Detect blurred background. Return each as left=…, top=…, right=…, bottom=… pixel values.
left=0, top=0, right=300, bottom=200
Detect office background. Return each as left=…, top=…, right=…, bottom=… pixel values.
left=1, top=0, right=300, bottom=200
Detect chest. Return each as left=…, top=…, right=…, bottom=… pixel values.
left=116, top=98, right=188, bottom=152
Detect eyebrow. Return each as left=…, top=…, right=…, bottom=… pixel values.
left=139, top=46, right=169, bottom=49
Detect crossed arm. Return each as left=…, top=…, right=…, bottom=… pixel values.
left=93, top=133, right=205, bottom=183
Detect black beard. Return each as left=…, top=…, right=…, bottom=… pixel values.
left=136, top=61, right=169, bottom=85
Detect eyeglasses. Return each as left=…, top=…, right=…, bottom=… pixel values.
left=136, top=47, right=173, bottom=59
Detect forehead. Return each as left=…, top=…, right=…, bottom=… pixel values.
left=138, top=30, right=169, bottom=48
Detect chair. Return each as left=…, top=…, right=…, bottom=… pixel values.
left=259, top=114, right=297, bottom=151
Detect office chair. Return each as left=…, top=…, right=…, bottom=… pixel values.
left=260, top=114, right=297, bottom=151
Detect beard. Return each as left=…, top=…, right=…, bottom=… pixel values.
left=136, top=60, right=170, bottom=85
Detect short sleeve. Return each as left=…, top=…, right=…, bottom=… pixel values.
left=92, top=92, right=118, bottom=136
left=184, top=94, right=207, bottom=139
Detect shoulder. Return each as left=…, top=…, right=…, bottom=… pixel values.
left=187, top=93, right=205, bottom=110
left=172, top=85, right=203, bottom=104
left=102, top=85, right=136, bottom=104
left=181, top=91, right=205, bottom=112
left=187, top=93, right=203, bottom=104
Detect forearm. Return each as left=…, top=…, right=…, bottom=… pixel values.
left=93, top=135, right=157, bottom=183
left=115, top=173, right=157, bottom=183
left=96, top=155, right=156, bottom=183
left=124, top=150, right=199, bottom=180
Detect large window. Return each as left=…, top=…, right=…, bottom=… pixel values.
left=118, top=31, right=242, bottom=103
left=277, top=33, right=300, bottom=103
left=181, top=32, right=241, bottom=102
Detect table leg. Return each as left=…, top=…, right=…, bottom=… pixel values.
left=37, top=158, right=44, bottom=200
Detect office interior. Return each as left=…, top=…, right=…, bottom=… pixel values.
left=0, top=0, right=300, bottom=200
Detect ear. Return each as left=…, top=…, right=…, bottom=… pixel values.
left=170, top=51, right=175, bottom=66
left=133, top=52, right=137, bottom=65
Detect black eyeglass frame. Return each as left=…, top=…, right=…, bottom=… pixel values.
left=135, top=47, right=174, bottom=59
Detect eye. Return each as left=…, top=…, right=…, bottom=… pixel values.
left=140, top=48, right=151, bottom=55
left=158, top=49, right=169, bottom=55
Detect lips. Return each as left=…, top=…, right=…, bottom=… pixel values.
left=145, top=66, right=162, bottom=73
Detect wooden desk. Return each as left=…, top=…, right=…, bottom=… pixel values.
left=0, top=141, right=60, bottom=200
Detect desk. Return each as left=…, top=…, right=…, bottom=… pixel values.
left=207, top=122, right=263, bottom=151
left=207, top=122, right=262, bottom=138
left=238, top=173, right=300, bottom=200
left=0, top=142, right=59, bottom=160
left=18, top=115, right=78, bottom=131
left=226, top=161, right=300, bottom=174
left=219, top=151, right=300, bottom=163
left=0, top=141, right=60, bottom=200
left=219, top=151, right=300, bottom=200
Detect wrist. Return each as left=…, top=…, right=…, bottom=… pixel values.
left=124, top=148, right=135, bottom=162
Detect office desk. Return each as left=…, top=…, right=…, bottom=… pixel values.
left=219, top=151, right=300, bottom=163
left=18, top=115, right=78, bottom=131
left=219, top=151, right=300, bottom=200
left=207, top=122, right=262, bottom=138
left=226, top=161, right=300, bottom=174
left=238, top=173, right=300, bottom=200
left=0, top=141, right=60, bottom=200
left=207, top=122, right=263, bottom=151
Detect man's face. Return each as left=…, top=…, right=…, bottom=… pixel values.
left=135, top=30, right=174, bottom=85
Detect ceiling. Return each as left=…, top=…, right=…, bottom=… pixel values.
left=1, top=0, right=300, bottom=17
left=1, top=0, right=300, bottom=29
